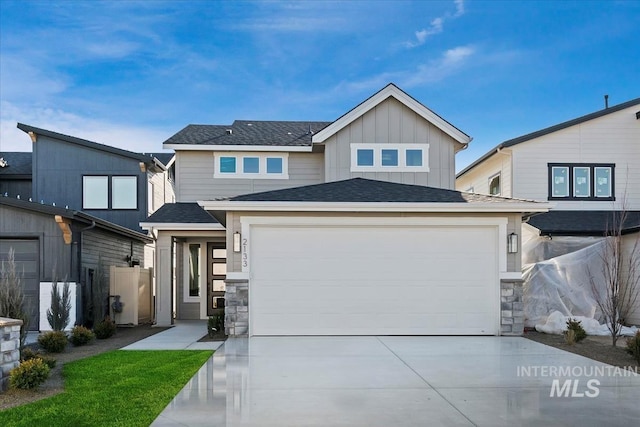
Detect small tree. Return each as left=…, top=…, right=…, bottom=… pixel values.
left=590, top=209, right=640, bottom=347
left=46, top=280, right=71, bottom=331
left=0, top=248, right=30, bottom=348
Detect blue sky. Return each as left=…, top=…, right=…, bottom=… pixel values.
left=1, top=0, right=638, bottom=171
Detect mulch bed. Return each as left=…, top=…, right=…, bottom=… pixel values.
left=523, top=329, right=639, bottom=370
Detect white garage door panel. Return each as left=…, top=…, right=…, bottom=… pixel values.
left=250, top=225, right=498, bottom=336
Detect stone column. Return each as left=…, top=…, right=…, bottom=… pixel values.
left=500, top=279, right=525, bottom=336
left=224, top=278, right=248, bottom=337
left=0, top=317, right=23, bottom=391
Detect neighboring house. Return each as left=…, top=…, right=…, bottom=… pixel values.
left=15, top=123, right=175, bottom=232
left=143, top=83, right=549, bottom=337
left=0, top=127, right=175, bottom=329
left=0, top=152, right=32, bottom=199
left=456, top=97, right=640, bottom=324
left=0, top=196, right=152, bottom=330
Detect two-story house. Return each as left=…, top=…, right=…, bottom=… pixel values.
left=143, top=84, right=549, bottom=337
left=0, top=126, right=175, bottom=329
left=456, top=97, right=640, bottom=325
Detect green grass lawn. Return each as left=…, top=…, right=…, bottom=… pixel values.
left=0, top=350, right=213, bottom=427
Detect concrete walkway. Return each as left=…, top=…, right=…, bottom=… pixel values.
left=121, top=320, right=224, bottom=351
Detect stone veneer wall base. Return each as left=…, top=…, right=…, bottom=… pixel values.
left=0, top=317, right=23, bottom=392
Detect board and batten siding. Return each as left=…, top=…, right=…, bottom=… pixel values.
left=175, top=151, right=324, bottom=202
left=455, top=151, right=513, bottom=197
left=32, top=135, right=148, bottom=232
left=511, top=105, right=640, bottom=210
left=323, top=97, right=459, bottom=189
left=0, top=204, right=75, bottom=282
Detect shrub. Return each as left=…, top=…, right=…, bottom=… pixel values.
left=70, top=325, right=95, bottom=346
left=47, top=281, right=72, bottom=331
left=94, top=316, right=117, bottom=339
left=626, top=331, right=640, bottom=364
left=21, top=347, right=57, bottom=369
left=207, top=312, right=224, bottom=337
left=564, top=318, right=587, bottom=343
left=38, top=330, right=68, bottom=353
left=207, top=316, right=216, bottom=338
left=9, top=358, right=50, bottom=390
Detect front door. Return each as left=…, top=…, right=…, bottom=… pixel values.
left=207, top=243, right=226, bottom=316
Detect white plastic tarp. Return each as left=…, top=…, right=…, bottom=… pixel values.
left=522, top=225, right=638, bottom=335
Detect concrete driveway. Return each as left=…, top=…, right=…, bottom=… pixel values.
left=152, top=336, right=640, bottom=427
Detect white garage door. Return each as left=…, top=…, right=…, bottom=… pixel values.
left=249, top=223, right=499, bottom=336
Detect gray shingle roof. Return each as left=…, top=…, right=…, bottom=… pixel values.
left=145, top=202, right=219, bottom=224
left=229, top=178, right=534, bottom=203
left=0, top=152, right=32, bottom=176
left=163, top=120, right=332, bottom=147
left=527, top=210, right=640, bottom=236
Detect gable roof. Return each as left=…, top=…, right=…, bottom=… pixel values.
left=17, top=123, right=153, bottom=163
left=0, top=152, right=32, bottom=176
left=527, top=210, right=640, bottom=236
left=199, top=178, right=549, bottom=214
left=0, top=195, right=152, bottom=243
left=163, top=121, right=331, bottom=151
left=312, top=83, right=472, bottom=146
left=457, top=96, right=640, bottom=178
left=147, top=152, right=175, bottom=167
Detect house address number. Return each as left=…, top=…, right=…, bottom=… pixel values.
left=242, top=238, right=248, bottom=268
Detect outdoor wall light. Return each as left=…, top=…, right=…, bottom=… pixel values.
left=233, top=231, right=241, bottom=253
left=507, top=232, right=519, bottom=254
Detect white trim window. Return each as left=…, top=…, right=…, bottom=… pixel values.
left=214, top=152, right=289, bottom=179
left=350, top=144, right=429, bottom=172
left=488, top=173, right=501, bottom=196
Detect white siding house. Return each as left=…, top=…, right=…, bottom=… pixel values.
left=456, top=97, right=640, bottom=326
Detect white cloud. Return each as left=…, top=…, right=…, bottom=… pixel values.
left=405, top=0, right=465, bottom=48
left=0, top=101, right=171, bottom=154
left=337, top=45, right=475, bottom=94
left=454, top=0, right=465, bottom=18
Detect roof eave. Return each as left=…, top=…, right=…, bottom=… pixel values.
left=17, top=123, right=153, bottom=164
left=198, top=200, right=550, bottom=214
left=140, top=222, right=225, bottom=231
left=163, top=144, right=313, bottom=152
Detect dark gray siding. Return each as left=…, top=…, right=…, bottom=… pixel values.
left=32, top=136, right=148, bottom=231
left=0, top=204, right=74, bottom=282
left=0, top=179, right=32, bottom=200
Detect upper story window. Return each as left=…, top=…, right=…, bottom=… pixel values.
left=488, top=173, right=501, bottom=196
left=350, top=144, right=429, bottom=172
left=548, top=163, right=614, bottom=200
left=214, top=152, right=289, bottom=179
left=83, top=175, right=137, bottom=210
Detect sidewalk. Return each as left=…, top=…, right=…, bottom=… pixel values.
left=121, top=320, right=224, bottom=351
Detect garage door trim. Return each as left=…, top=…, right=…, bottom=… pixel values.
left=240, top=216, right=508, bottom=336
